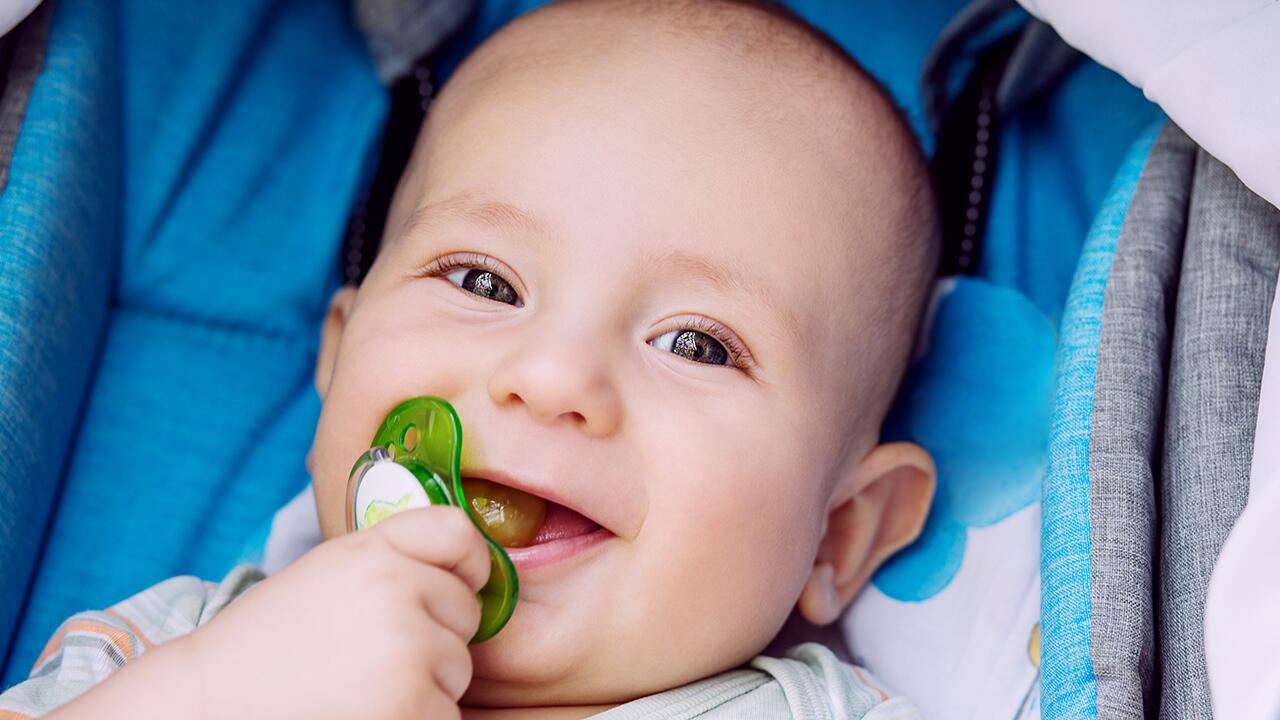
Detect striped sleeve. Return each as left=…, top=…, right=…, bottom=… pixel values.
left=0, top=566, right=262, bottom=718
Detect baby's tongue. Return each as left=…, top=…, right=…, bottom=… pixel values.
left=529, top=501, right=600, bottom=545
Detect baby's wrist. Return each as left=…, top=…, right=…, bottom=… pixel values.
left=42, top=634, right=214, bottom=720
left=150, top=632, right=227, bottom=720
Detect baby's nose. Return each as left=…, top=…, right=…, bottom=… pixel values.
left=486, top=334, right=622, bottom=437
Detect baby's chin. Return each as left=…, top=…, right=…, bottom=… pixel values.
left=463, top=650, right=675, bottom=710
left=463, top=601, right=769, bottom=709
left=463, top=596, right=617, bottom=705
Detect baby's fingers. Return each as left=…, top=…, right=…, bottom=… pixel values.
left=422, top=617, right=475, bottom=702
left=406, top=563, right=484, bottom=644
left=373, top=506, right=492, bottom=593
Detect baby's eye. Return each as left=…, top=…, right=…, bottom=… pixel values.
left=446, top=268, right=520, bottom=306
left=651, top=329, right=730, bottom=366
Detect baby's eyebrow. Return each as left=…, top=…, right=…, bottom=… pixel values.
left=648, top=249, right=800, bottom=341
left=403, top=193, right=548, bottom=240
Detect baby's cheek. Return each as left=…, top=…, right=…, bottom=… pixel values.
left=719, top=493, right=816, bottom=593
left=308, top=337, right=418, bottom=536
left=309, top=301, right=479, bottom=536
left=661, top=470, right=818, bottom=647
left=657, top=414, right=822, bottom=605
left=309, top=406, right=368, bottom=538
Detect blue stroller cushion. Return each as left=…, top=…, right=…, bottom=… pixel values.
left=1, top=0, right=387, bottom=684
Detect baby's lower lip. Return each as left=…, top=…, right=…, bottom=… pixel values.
left=503, top=527, right=612, bottom=573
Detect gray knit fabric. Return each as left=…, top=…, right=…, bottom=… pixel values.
left=1090, top=124, right=1197, bottom=720
left=1090, top=123, right=1280, bottom=719
left=1158, top=130, right=1280, bottom=719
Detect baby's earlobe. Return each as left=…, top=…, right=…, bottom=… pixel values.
left=798, top=562, right=843, bottom=625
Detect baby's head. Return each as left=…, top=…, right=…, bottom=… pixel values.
left=309, top=0, right=937, bottom=708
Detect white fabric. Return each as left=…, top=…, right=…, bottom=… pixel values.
left=1204, top=279, right=1280, bottom=719
left=845, top=504, right=1042, bottom=720
left=258, top=484, right=322, bottom=575
left=1016, top=0, right=1280, bottom=213
left=0, top=0, right=41, bottom=37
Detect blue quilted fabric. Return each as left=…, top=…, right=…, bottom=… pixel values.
left=0, top=0, right=120, bottom=674
left=1, top=0, right=386, bottom=682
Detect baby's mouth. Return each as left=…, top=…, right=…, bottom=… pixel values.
left=461, top=477, right=602, bottom=548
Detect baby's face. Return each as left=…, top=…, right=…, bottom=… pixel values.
left=309, top=21, right=929, bottom=708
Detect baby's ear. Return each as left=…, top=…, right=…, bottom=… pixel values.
left=315, top=286, right=358, bottom=399
left=797, top=442, right=935, bottom=625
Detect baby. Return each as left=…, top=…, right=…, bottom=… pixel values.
left=1, top=0, right=939, bottom=717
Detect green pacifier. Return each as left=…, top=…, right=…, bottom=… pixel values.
left=346, top=397, right=518, bottom=643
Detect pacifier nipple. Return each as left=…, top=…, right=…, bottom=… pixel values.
left=461, top=478, right=547, bottom=548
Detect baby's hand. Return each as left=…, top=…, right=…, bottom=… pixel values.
left=183, top=507, right=489, bottom=720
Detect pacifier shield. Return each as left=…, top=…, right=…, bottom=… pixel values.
left=347, top=397, right=519, bottom=643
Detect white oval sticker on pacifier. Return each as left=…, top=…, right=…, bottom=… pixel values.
left=352, top=456, right=430, bottom=530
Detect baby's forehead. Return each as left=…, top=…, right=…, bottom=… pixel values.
left=426, top=0, right=905, bottom=164
left=384, top=0, right=931, bottom=399
left=412, top=4, right=910, bottom=260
